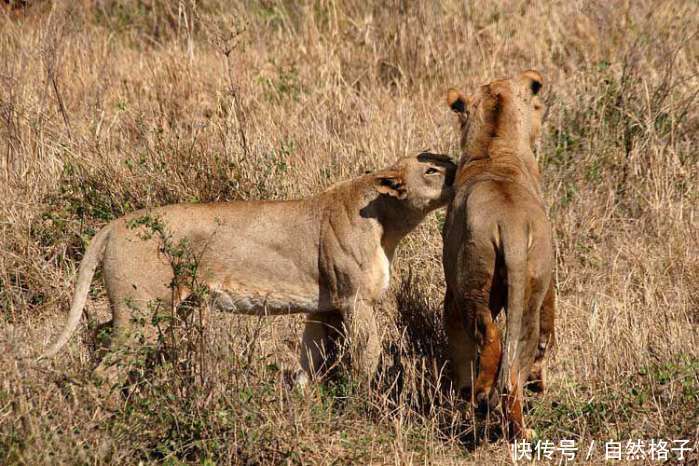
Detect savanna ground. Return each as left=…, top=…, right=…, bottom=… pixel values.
left=0, top=0, right=697, bottom=464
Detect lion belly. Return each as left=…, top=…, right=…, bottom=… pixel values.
left=209, top=283, right=326, bottom=315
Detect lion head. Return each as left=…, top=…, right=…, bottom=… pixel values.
left=446, top=70, right=545, bottom=164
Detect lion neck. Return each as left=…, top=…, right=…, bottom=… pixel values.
left=330, top=179, right=425, bottom=260
left=375, top=195, right=427, bottom=256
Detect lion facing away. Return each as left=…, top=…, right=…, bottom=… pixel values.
left=442, top=70, right=556, bottom=439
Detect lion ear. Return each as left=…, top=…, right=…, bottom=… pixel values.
left=374, top=172, right=407, bottom=199
left=447, top=88, right=468, bottom=113
left=522, top=70, right=544, bottom=95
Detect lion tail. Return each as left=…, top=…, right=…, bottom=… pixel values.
left=497, top=223, right=529, bottom=394
left=38, top=224, right=112, bottom=360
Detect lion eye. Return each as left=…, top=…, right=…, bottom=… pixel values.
left=425, top=167, right=440, bottom=175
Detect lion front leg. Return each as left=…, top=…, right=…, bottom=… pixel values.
left=299, top=311, right=343, bottom=384
left=342, top=299, right=380, bottom=384
left=444, top=287, right=478, bottom=398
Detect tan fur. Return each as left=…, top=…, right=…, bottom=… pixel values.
left=41, top=153, right=456, bottom=385
left=443, top=71, right=555, bottom=439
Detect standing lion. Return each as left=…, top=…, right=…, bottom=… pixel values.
left=442, top=70, right=556, bottom=439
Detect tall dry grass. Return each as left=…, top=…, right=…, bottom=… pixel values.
left=0, top=0, right=697, bottom=464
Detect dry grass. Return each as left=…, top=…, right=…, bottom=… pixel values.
left=1, top=0, right=697, bottom=464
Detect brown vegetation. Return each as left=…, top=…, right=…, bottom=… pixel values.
left=1, top=1, right=697, bottom=464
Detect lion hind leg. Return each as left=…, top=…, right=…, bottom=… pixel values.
left=527, top=278, right=555, bottom=393
left=473, top=306, right=503, bottom=413
left=504, top=367, right=534, bottom=440
left=93, top=293, right=162, bottom=399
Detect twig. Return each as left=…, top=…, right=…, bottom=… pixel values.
left=50, top=73, right=72, bottom=142
left=208, top=16, right=249, bottom=158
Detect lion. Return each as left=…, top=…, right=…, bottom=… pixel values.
left=40, top=153, right=456, bottom=388
left=442, top=70, right=556, bottom=439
